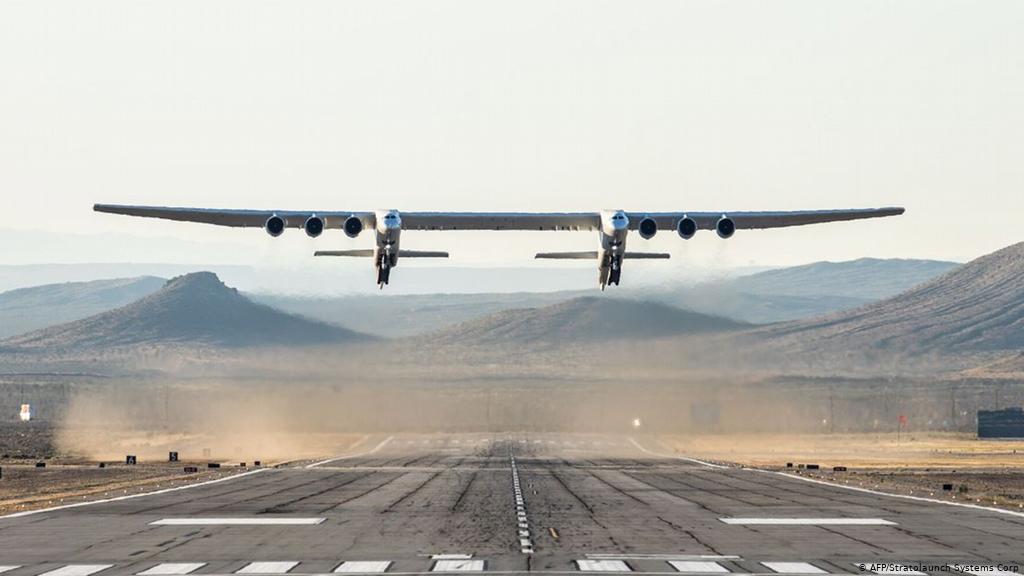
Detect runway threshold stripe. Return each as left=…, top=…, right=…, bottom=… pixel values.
left=39, top=566, right=115, bottom=576
left=0, top=567, right=20, bottom=575
left=722, top=518, right=896, bottom=525
left=334, top=561, right=392, bottom=573
left=235, top=562, right=300, bottom=574
left=669, top=561, right=729, bottom=573
left=431, top=560, right=485, bottom=572
left=138, top=564, right=207, bottom=575
left=761, top=562, right=826, bottom=574
left=150, top=518, right=325, bottom=525
left=576, top=560, right=633, bottom=572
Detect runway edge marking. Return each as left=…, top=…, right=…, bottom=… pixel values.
left=306, top=436, right=395, bottom=469
left=0, top=468, right=269, bottom=521
left=629, top=436, right=1024, bottom=519
left=628, top=438, right=729, bottom=469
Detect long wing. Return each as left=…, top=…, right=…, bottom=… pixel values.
left=400, top=212, right=600, bottom=231
left=628, top=207, right=905, bottom=231
left=93, top=204, right=371, bottom=228
left=94, top=204, right=903, bottom=232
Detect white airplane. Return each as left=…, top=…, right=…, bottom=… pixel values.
left=93, top=204, right=905, bottom=289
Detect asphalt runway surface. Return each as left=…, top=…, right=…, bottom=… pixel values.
left=0, top=434, right=1022, bottom=576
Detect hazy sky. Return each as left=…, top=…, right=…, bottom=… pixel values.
left=1, top=1, right=1022, bottom=273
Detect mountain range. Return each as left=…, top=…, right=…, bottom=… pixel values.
left=1, top=272, right=366, bottom=351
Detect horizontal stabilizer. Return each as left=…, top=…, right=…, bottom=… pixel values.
left=397, top=250, right=449, bottom=258
left=315, top=249, right=375, bottom=257
left=314, top=249, right=449, bottom=258
left=623, top=252, right=671, bottom=259
left=535, top=251, right=599, bottom=259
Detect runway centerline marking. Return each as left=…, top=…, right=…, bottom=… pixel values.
left=306, top=436, right=395, bottom=469
left=761, top=563, right=826, bottom=574
left=137, top=563, right=207, bottom=575
left=39, top=566, right=115, bottom=576
left=236, top=562, right=300, bottom=574
left=150, top=518, right=325, bottom=526
left=576, top=560, right=633, bottom=572
left=333, top=561, right=392, bottom=573
left=668, top=561, right=730, bottom=573
left=721, top=518, right=896, bottom=526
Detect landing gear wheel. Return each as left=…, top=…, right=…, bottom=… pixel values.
left=377, top=266, right=391, bottom=287
left=609, top=267, right=621, bottom=285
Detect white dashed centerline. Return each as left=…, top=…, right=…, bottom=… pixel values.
left=510, top=449, right=534, bottom=554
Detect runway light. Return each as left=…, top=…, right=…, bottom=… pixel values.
left=632, top=417, right=642, bottom=429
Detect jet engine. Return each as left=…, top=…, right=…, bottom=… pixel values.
left=638, top=217, right=658, bottom=239
left=265, top=215, right=285, bottom=237
left=716, top=216, right=736, bottom=239
left=304, top=215, right=324, bottom=238
left=343, top=216, right=364, bottom=238
left=677, top=217, right=697, bottom=239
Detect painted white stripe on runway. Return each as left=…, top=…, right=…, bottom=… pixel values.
left=949, top=566, right=1019, bottom=576
left=761, top=562, right=826, bottom=574
left=0, top=468, right=268, bottom=521
left=431, top=560, right=485, bottom=572
left=576, top=560, right=632, bottom=572
left=857, top=565, right=925, bottom=575
left=628, top=438, right=728, bottom=469
left=0, top=568, right=19, bottom=575
left=40, top=566, right=114, bottom=576
left=722, top=517, right=896, bottom=525
left=669, top=561, right=729, bottom=573
left=151, top=518, right=324, bottom=526
left=235, top=562, right=299, bottom=574
left=138, top=563, right=207, bottom=575
left=430, top=555, right=473, bottom=561
left=334, top=561, right=392, bottom=573
left=306, top=436, right=394, bottom=469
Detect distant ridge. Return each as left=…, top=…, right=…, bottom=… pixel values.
left=2, top=272, right=366, bottom=350
left=0, top=276, right=165, bottom=338
left=758, top=242, right=1024, bottom=354
left=427, top=296, right=747, bottom=346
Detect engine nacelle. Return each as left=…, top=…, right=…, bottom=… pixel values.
left=343, top=216, right=364, bottom=238
left=265, top=215, right=285, bottom=237
left=638, top=217, right=658, bottom=239
left=716, top=216, right=736, bottom=239
left=304, top=215, right=324, bottom=238
left=677, top=217, right=697, bottom=239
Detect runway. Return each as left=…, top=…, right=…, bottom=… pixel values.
left=0, top=434, right=1021, bottom=576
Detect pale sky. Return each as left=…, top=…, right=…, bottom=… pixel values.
left=1, top=1, right=1022, bottom=276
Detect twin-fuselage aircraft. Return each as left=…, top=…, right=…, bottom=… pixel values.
left=93, top=204, right=905, bottom=289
